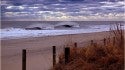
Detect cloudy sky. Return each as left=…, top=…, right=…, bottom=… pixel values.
left=1, top=0, right=125, bottom=21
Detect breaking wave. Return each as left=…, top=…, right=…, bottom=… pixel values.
left=55, top=21, right=80, bottom=28
left=26, top=23, right=55, bottom=30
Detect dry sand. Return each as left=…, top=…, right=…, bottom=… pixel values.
left=1, top=31, right=111, bottom=70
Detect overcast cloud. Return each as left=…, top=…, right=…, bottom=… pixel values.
left=1, top=0, right=125, bottom=21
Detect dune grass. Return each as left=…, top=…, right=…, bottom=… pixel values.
left=52, top=24, right=124, bottom=70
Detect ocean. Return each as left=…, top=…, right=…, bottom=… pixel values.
left=1, top=21, right=125, bottom=40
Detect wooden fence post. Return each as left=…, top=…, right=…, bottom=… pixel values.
left=52, top=46, right=56, bottom=67
left=22, top=49, right=26, bottom=70
left=73, top=42, right=77, bottom=56
left=91, top=40, right=94, bottom=46
left=113, top=37, right=115, bottom=46
left=65, top=47, right=70, bottom=64
left=74, top=42, right=77, bottom=48
left=103, top=38, right=106, bottom=46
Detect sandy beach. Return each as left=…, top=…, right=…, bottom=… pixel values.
left=1, top=0, right=125, bottom=69
left=1, top=31, right=111, bottom=70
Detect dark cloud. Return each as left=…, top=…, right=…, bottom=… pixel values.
left=60, top=0, right=84, bottom=2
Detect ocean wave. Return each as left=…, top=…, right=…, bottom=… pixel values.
left=1, top=25, right=110, bottom=40
left=25, top=23, right=55, bottom=30
left=55, top=21, right=80, bottom=28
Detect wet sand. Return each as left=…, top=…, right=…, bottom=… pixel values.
left=1, top=31, right=111, bottom=70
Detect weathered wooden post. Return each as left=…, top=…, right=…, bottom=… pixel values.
left=103, top=38, right=106, bottom=46
left=65, top=47, right=70, bottom=64
left=91, top=40, right=94, bottom=46
left=74, top=42, right=77, bottom=56
left=74, top=42, right=77, bottom=48
left=22, top=49, right=26, bottom=70
left=113, top=37, right=115, bottom=46
left=52, top=46, right=56, bottom=67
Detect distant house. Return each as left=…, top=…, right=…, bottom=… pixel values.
left=25, top=23, right=54, bottom=30
left=54, top=22, right=80, bottom=28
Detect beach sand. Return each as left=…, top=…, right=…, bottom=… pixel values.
left=1, top=31, right=111, bottom=70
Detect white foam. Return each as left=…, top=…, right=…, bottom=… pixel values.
left=0, top=24, right=112, bottom=40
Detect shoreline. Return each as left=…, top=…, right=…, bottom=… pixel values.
left=1, top=29, right=110, bottom=40
left=1, top=31, right=109, bottom=41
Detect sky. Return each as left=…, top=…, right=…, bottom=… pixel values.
left=1, top=0, right=125, bottom=21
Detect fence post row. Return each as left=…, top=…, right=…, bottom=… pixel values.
left=65, top=47, right=70, bottom=64
left=53, top=46, right=56, bottom=67
left=22, top=49, right=26, bottom=70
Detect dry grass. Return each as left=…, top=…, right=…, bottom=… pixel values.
left=52, top=24, right=124, bottom=70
